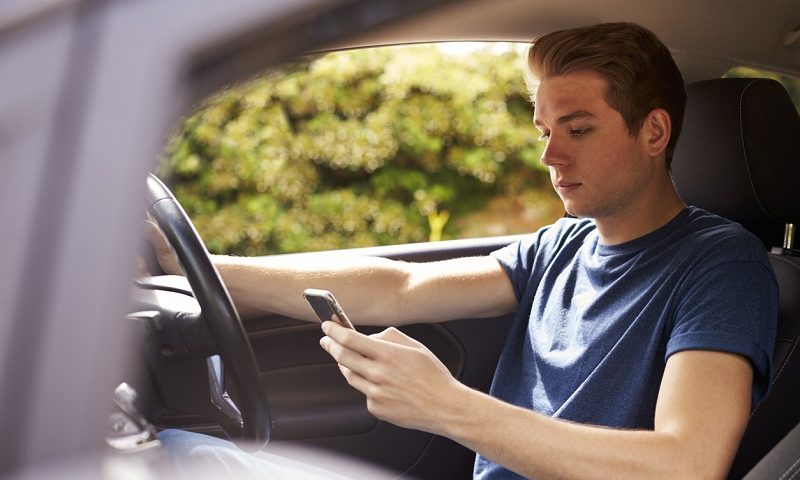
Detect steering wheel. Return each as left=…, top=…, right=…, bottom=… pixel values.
left=145, top=173, right=271, bottom=450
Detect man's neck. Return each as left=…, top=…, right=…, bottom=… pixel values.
left=594, top=184, right=686, bottom=245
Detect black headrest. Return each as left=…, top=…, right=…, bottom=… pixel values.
left=672, top=78, right=800, bottom=248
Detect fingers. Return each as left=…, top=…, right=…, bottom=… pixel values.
left=371, top=327, right=421, bottom=348
left=322, top=322, right=414, bottom=359
left=319, top=333, right=374, bottom=377
left=135, top=256, right=151, bottom=277
left=144, top=219, right=159, bottom=238
left=143, top=219, right=180, bottom=275
left=335, top=363, right=373, bottom=395
left=320, top=323, right=421, bottom=386
left=144, top=220, right=169, bottom=252
left=321, top=321, right=380, bottom=358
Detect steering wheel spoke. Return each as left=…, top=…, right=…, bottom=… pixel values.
left=207, top=355, right=244, bottom=433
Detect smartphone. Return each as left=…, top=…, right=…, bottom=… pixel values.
left=302, top=288, right=356, bottom=330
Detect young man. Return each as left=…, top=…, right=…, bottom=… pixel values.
left=154, top=23, right=777, bottom=479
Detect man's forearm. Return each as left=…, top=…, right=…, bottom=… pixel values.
left=441, top=386, right=745, bottom=480
left=439, top=386, right=689, bottom=480
left=432, top=351, right=751, bottom=480
left=211, top=253, right=408, bottom=323
left=210, top=253, right=518, bottom=325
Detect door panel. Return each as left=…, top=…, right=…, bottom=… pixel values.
left=249, top=316, right=514, bottom=479
left=251, top=321, right=467, bottom=440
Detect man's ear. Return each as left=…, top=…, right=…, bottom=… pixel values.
left=641, top=108, right=671, bottom=158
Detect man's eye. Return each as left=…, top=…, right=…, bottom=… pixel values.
left=569, top=127, right=592, bottom=137
left=537, top=132, right=550, bottom=141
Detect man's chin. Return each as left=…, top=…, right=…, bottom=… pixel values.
left=563, top=204, right=592, bottom=219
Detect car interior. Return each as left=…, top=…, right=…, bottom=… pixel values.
left=138, top=41, right=800, bottom=480
left=671, top=77, right=800, bottom=479
left=133, top=73, right=800, bottom=480
left=1, top=0, right=799, bottom=479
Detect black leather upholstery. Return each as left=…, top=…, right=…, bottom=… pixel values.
left=743, top=413, right=800, bottom=480
left=671, top=78, right=800, bottom=480
left=673, top=78, right=800, bottom=248
left=733, top=254, right=800, bottom=479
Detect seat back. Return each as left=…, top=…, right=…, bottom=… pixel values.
left=671, top=77, right=800, bottom=479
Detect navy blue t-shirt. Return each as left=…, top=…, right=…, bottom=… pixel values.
left=474, top=207, right=778, bottom=480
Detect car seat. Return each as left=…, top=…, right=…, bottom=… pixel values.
left=671, top=77, right=800, bottom=480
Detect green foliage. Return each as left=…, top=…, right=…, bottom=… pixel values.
left=160, top=44, right=559, bottom=255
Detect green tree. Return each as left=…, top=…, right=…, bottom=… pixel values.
left=160, top=44, right=561, bottom=256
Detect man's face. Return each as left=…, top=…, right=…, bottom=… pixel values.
left=533, top=71, right=654, bottom=221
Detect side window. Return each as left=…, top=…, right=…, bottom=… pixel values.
left=159, top=43, right=562, bottom=256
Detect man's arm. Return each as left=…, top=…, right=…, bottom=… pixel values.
left=321, top=323, right=753, bottom=480
left=213, top=253, right=518, bottom=325
left=148, top=221, right=518, bottom=324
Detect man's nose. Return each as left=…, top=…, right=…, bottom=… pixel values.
left=539, top=137, right=565, bottom=167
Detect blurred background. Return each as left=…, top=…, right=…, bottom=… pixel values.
left=158, top=43, right=800, bottom=257
left=159, top=43, right=563, bottom=256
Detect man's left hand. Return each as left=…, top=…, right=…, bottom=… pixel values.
left=319, top=321, right=463, bottom=433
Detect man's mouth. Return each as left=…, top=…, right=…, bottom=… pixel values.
left=554, top=180, right=581, bottom=194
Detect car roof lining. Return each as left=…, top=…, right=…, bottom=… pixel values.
left=178, top=0, right=799, bottom=123
left=319, top=0, right=800, bottom=82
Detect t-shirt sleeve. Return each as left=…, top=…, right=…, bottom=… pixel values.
left=490, top=219, right=591, bottom=302
left=490, top=235, right=540, bottom=302
left=667, top=259, right=778, bottom=406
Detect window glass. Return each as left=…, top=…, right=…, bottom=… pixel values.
left=159, top=43, right=562, bottom=256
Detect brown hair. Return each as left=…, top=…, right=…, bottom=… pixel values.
left=527, top=22, right=686, bottom=166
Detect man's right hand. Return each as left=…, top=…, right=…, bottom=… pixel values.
left=144, top=220, right=181, bottom=276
